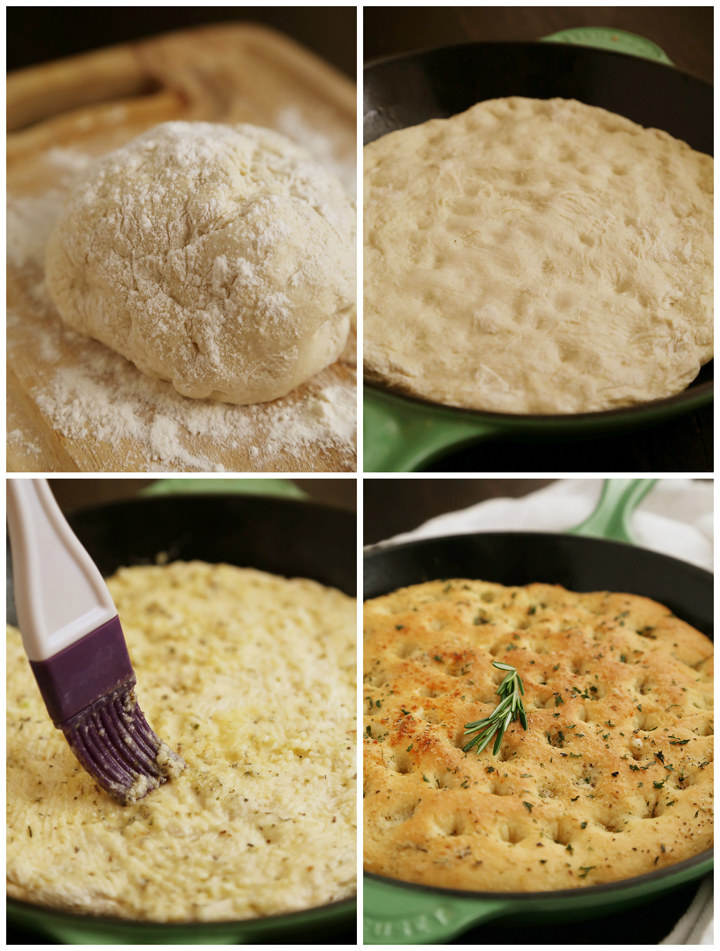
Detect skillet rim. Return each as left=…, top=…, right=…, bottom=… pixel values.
left=363, top=530, right=714, bottom=604
left=5, top=893, right=357, bottom=933
left=363, top=37, right=713, bottom=83
left=363, top=846, right=713, bottom=902
left=6, top=492, right=358, bottom=935
left=363, top=39, right=714, bottom=421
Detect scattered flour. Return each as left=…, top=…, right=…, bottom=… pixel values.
left=276, top=106, right=357, bottom=198
left=7, top=115, right=357, bottom=473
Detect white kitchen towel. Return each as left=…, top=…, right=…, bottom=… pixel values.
left=375, top=478, right=713, bottom=572
left=660, top=876, right=713, bottom=945
left=374, top=477, right=713, bottom=944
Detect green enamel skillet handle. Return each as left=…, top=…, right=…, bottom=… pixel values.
left=364, top=386, right=497, bottom=472
left=540, top=27, right=674, bottom=65
left=364, top=877, right=510, bottom=945
left=567, top=479, right=657, bottom=544
left=142, top=478, right=306, bottom=499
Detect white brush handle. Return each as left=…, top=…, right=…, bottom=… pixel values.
left=7, top=480, right=117, bottom=661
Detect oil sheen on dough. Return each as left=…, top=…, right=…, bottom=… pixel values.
left=364, top=98, right=713, bottom=414
left=7, top=561, right=356, bottom=922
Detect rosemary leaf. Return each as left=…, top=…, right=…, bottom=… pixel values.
left=463, top=661, right=529, bottom=756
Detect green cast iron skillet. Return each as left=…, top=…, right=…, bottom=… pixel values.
left=363, top=495, right=713, bottom=941
left=7, top=492, right=357, bottom=944
left=363, top=30, right=714, bottom=471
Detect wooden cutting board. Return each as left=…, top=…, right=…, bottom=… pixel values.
left=7, top=24, right=357, bottom=473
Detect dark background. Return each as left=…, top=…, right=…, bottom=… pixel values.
left=7, top=6, right=356, bottom=79
left=364, top=6, right=713, bottom=81
left=364, top=6, right=713, bottom=473
left=365, top=478, right=555, bottom=544
left=46, top=478, right=357, bottom=513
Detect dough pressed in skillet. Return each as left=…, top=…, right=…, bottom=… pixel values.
left=363, top=580, right=713, bottom=891
left=364, top=97, right=714, bottom=414
left=7, top=561, right=357, bottom=922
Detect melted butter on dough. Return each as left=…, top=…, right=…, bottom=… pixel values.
left=364, top=97, right=713, bottom=414
left=7, top=561, right=356, bottom=922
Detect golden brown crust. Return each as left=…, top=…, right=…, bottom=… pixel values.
left=363, top=580, right=713, bottom=892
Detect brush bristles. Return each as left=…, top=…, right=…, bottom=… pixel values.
left=61, top=680, right=186, bottom=804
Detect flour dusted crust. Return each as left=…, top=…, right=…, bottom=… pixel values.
left=45, top=122, right=356, bottom=405
left=7, top=562, right=357, bottom=921
left=364, top=98, right=713, bottom=414
left=364, top=580, right=713, bottom=891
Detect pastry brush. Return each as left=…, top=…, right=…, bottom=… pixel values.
left=7, top=479, right=186, bottom=805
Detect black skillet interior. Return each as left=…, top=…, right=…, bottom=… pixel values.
left=7, top=493, right=357, bottom=944
left=364, top=532, right=712, bottom=638
left=364, top=41, right=714, bottom=396
left=8, top=494, right=356, bottom=625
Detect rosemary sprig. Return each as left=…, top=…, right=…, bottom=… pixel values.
left=463, top=661, right=528, bottom=756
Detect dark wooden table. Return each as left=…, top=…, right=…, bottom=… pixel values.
left=364, top=6, right=713, bottom=473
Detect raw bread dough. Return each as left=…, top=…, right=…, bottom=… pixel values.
left=46, top=122, right=356, bottom=405
left=364, top=98, right=713, bottom=415
left=7, top=561, right=357, bottom=921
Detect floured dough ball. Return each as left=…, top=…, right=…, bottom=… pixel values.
left=45, top=122, right=356, bottom=404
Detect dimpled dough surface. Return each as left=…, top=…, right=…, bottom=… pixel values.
left=7, top=562, right=357, bottom=921
left=364, top=98, right=713, bottom=414
left=45, top=122, right=356, bottom=405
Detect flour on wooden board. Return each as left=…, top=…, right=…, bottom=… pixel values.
left=7, top=114, right=357, bottom=472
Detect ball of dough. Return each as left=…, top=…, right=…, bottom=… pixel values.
left=45, top=121, right=356, bottom=404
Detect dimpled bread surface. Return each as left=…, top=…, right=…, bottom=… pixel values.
left=363, top=580, right=713, bottom=891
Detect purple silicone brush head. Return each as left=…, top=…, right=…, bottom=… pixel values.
left=30, top=616, right=186, bottom=804
left=62, top=679, right=186, bottom=805
left=8, top=480, right=186, bottom=805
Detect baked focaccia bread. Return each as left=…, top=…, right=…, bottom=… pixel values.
left=363, top=580, right=713, bottom=891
